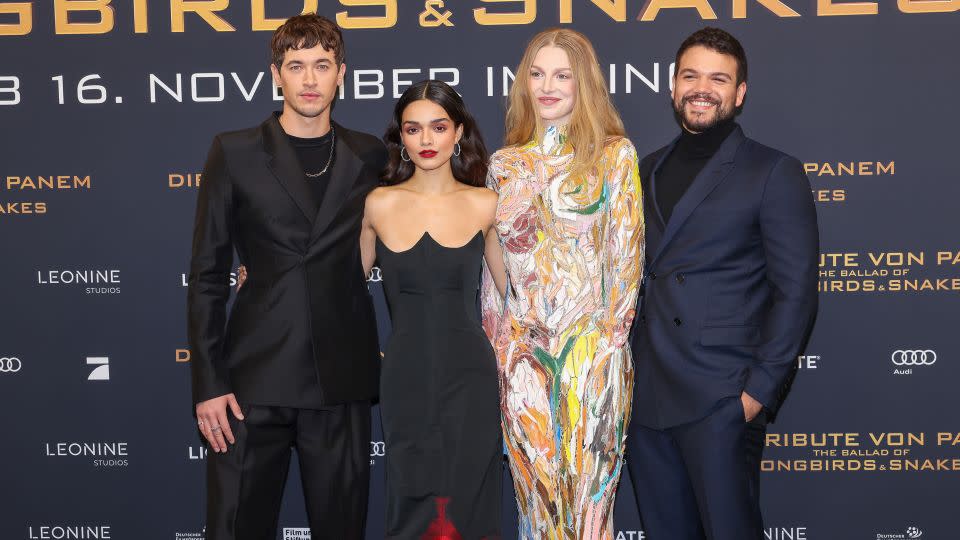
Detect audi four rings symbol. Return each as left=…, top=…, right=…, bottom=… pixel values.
left=891, top=350, right=937, bottom=366
left=0, top=357, right=22, bottom=372
left=370, top=441, right=386, bottom=457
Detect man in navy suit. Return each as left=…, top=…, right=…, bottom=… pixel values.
left=627, top=28, right=819, bottom=540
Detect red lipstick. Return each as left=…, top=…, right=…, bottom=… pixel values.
left=418, top=150, right=438, bottom=158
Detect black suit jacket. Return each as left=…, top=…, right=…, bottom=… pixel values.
left=630, top=125, right=819, bottom=429
left=187, top=113, right=385, bottom=408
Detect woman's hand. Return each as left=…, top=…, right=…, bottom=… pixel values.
left=236, top=265, right=247, bottom=291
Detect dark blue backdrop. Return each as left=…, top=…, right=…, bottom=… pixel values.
left=2, top=1, right=959, bottom=539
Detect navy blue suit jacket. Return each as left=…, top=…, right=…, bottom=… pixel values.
left=630, top=125, right=819, bottom=429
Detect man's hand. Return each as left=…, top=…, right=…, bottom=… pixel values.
left=741, top=391, right=763, bottom=422
left=196, top=393, right=244, bottom=453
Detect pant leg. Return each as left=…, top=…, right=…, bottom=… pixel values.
left=671, top=397, right=766, bottom=540
left=296, top=401, right=372, bottom=540
left=626, top=421, right=705, bottom=540
left=743, top=409, right=768, bottom=534
left=206, top=405, right=296, bottom=540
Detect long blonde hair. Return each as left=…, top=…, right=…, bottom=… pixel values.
left=504, top=28, right=625, bottom=178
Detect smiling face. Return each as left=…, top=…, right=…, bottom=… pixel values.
left=672, top=45, right=746, bottom=133
left=528, top=45, right=577, bottom=127
left=400, top=99, right=463, bottom=173
left=270, top=44, right=345, bottom=121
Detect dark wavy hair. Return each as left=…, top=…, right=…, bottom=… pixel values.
left=382, top=80, right=488, bottom=186
left=271, top=14, right=344, bottom=69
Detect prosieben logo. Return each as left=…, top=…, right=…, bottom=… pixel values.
left=86, top=357, right=109, bottom=381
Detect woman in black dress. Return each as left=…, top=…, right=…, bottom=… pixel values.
left=359, top=80, right=507, bottom=539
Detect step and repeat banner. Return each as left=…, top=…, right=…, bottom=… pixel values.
left=2, top=1, right=958, bottom=539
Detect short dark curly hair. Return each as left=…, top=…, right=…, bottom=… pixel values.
left=676, top=27, right=747, bottom=84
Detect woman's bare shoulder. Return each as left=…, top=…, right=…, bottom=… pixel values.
left=365, top=185, right=406, bottom=218
left=462, top=185, right=498, bottom=205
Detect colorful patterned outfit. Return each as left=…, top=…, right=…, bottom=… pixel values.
left=481, top=126, right=645, bottom=539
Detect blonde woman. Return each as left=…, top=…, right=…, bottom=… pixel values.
left=481, top=29, right=645, bottom=539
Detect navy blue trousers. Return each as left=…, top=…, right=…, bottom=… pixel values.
left=626, top=396, right=767, bottom=540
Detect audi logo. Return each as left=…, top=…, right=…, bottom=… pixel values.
left=891, top=350, right=937, bottom=366
left=370, top=441, right=386, bottom=457
left=0, top=357, right=22, bottom=372
left=367, top=267, right=383, bottom=283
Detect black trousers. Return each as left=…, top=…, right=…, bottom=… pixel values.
left=626, top=396, right=768, bottom=540
left=205, top=402, right=371, bottom=540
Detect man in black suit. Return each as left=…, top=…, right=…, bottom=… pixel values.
left=187, top=14, right=385, bottom=540
left=627, top=28, right=819, bottom=540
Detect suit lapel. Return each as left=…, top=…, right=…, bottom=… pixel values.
left=647, top=137, right=679, bottom=232
left=261, top=114, right=319, bottom=224
left=648, top=126, right=746, bottom=268
left=310, top=121, right=364, bottom=238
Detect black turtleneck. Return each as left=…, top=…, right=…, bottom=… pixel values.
left=655, top=120, right=737, bottom=223
left=287, top=129, right=335, bottom=208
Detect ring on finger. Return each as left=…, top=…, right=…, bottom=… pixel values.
left=211, top=425, right=222, bottom=432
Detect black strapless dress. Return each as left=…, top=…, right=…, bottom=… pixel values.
left=376, top=231, right=502, bottom=540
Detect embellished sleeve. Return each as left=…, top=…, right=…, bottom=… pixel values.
left=480, top=153, right=506, bottom=344
left=602, top=139, right=645, bottom=348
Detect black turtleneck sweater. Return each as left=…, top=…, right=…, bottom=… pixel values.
left=287, top=130, right=334, bottom=208
left=655, top=120, right=737, bottom=223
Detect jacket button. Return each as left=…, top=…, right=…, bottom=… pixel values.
left=674, top=318, right=682, bottom=326
left=649, top=272, right=658, bottom=280
left=640, top=315, right=647, bottom=323
left=676, top=273, right=685, bottom=284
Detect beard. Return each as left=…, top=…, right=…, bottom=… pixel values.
left=673, top=91, right=735, bottom=133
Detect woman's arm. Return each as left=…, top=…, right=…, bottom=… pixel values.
left=360, top=188, right=382, bottom=277
left=602, top=139, right=645, bottom=348
left=480, top=186, right=507, bottom=297
left=479, top=158, right=507, bottom=343
left=483, top=230, right=507, bottom=298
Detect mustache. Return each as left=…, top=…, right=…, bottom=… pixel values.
left=681, top=92, right=721, bottom=105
